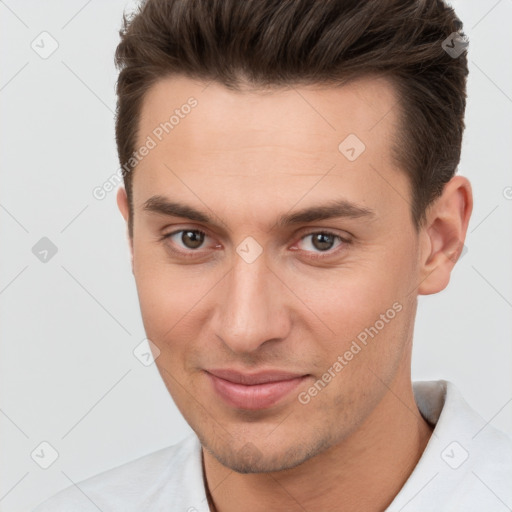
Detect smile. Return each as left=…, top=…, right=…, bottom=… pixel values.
left=205, top=369, right=309, bottom=410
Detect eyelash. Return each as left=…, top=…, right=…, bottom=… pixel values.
left=160, top=228, right=351, bottom=261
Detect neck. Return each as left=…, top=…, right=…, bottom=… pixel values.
left=203, top=376, right=433, bottom=512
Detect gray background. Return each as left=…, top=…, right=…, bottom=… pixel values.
left=1, top=0, right=511, bottom=510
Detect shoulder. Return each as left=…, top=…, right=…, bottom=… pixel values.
left=389, top=380, right=512, bottom=511
left=439, top=380, right=512, bottom=510
left=32, top=433, right=209, bottom=512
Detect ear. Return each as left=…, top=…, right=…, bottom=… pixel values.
left=417, top=175, right=473, bottom=295
left=116, top=186, right=134, bottom=273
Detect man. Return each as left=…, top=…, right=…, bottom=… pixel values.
left=33, top=0, right=512, bottom=510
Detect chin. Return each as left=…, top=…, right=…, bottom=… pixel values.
left=201, top=431, right=333, bottom=474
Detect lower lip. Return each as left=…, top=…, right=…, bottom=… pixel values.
left=206, top=373, right=308, bottom=410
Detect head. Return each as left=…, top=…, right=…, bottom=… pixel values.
left=114, top=0, right=472, bottom=473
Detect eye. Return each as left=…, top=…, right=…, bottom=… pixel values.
left=160, top=228, right=350, bottom=261
left=164, top=229, right=209, bottom=251
left=294, top=231, right=349, bottom=256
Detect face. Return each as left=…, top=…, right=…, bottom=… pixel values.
left=119, top=75, right=426, bottom=473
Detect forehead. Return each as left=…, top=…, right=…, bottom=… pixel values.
left=137, top=74, right=399, bottom=152
left=132, top=74, right=410, bottom=228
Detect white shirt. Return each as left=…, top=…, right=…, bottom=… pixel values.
left=32, top=380, right=512, bottom=511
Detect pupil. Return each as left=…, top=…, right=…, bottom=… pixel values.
left=313, top=233, right=334, bottom=251
left=183, top=230, right=204, bottom=249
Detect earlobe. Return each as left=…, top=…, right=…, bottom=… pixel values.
left=417, top=176, right=473, bottom=296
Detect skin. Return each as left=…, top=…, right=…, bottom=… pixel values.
left=117, top=75, right=472, bottom=512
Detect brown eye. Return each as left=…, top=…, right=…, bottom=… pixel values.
left=179, top=230, right=205, bottom=249
left=293, top=230, right=352, bottom=260
left=311, top=233, right=336, bottom=251
left=299, top=232, right=342, bottom=253
left=164, top=229, right=207, bottom=251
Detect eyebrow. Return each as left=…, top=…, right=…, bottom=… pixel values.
left=142, top=195, right=376, bottom=230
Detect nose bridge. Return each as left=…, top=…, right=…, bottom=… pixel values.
left=214, top=248, right=288, bottom=353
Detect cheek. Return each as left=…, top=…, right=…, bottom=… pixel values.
left=299, top=299, right=413, bottom=430
left=132, top=242, right=191, bottom=339
left=292, top=254, right=414, bottom=381
left=132, top=227, right=416, bottom=351
left=289, top=260, right=408, bottom=338
left=136, top=275, right=201, bottom=345
left=132, top=242, right=225, bottom=371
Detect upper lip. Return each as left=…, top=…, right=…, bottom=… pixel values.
left=206, top=368, right=307, bottom=385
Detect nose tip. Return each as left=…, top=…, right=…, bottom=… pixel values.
left=212, top=251, right=290, bottom=354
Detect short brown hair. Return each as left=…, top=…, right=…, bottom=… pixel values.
left=114, top=0, right=468, bottom=237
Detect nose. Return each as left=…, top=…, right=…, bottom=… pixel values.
left=212, top=248, right=291, bottom=354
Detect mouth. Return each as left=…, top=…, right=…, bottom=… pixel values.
left=205, top=368, right=310, bottom=410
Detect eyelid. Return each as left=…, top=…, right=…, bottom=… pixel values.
left=292, top=229, right=350, bottom=253
left=296, top=227, right=351, bottom=241
left=162, top=227, right=219, bottom=249
left=161, top=226, right=351, bottom=257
